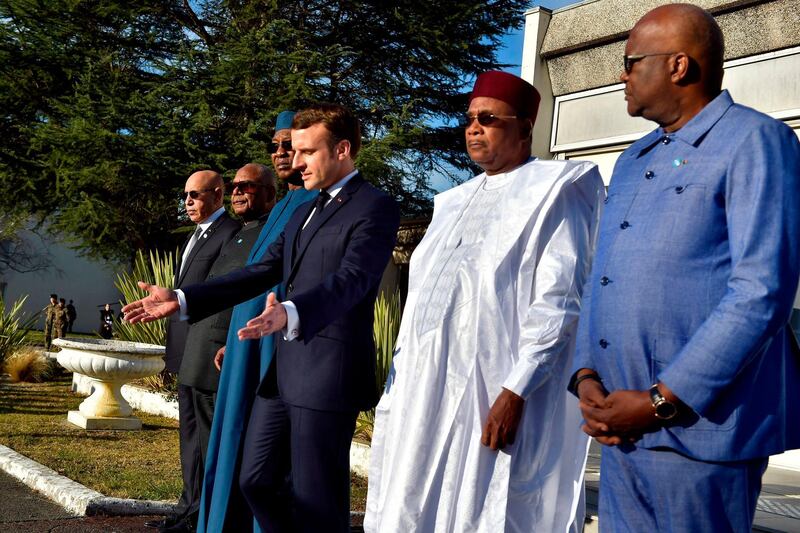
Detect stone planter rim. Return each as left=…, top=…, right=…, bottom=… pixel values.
left=52, top=337, right=164, bottom=356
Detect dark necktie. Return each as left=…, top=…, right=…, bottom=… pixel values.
left=312, top=190, right=331, bottom=216
left=295, top=191, right=331, bottom=255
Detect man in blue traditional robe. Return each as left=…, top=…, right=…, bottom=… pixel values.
left=197, top=111, right=317, bottom=533
left=572, top=5, right=800, bottom=531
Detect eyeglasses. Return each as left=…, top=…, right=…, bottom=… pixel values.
left=268, top=140, right=293, bottom=154
left=623, top=52, right=677, bottom=73
left=226, top=181, right=264, bottom=194
left=184, top=188, right=218, bottom=200
left=460, top=112, right=518, bottom=128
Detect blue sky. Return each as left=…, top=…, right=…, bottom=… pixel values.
left=497, top=0, right=577, bottom=76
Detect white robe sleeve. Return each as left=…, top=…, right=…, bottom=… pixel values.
left=502, top=182, right=596, bottom=398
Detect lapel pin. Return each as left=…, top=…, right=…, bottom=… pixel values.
left=672, top=158, right=688, bottom=167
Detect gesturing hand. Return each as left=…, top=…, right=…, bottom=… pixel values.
left=121, top=281, right=180, bottom=324
left=481, top=388, right=525, bottom=450
left=238, top=292, right=287, bottom=340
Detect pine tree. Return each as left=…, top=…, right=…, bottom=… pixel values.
left=0, top=0, right=529, bottom=261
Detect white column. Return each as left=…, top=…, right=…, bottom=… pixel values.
left=521, top=6, right=554, bottom=160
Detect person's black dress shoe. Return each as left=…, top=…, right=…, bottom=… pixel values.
left=144, top=515, right=179, bottom=529
left=160, top=515, right=196, bottom=533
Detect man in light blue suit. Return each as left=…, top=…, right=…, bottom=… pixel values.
left=197, top=111, right=317, bottom=533
left=571, top=4, right=800, bottom=532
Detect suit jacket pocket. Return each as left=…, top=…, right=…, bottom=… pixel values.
left=316, top=323, right=350, bottom=343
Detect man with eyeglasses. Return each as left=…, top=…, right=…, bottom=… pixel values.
left=197, top=111, right=317, bottom=533
left=571, top=4, right=800, bottom=531
left=366, top=70, right=604, bottom=532
left=162, top=163, right=276, bottom=531
left=150, top=169, right=239, bottom=533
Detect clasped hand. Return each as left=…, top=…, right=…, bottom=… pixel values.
left=578, top=380, right=659, bottom=446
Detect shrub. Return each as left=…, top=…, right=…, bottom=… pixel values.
left=114, top=249, right=175, bottom=346
left=114, top=249, right=177, bottom=396
left=355, top=289, right=401, bottom=441
left=4, top=347, right=52, bottom=383
left=0, top=295, right=39, bottom=368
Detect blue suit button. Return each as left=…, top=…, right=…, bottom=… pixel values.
left=599, top=339, right=609, bottom=349
left=662, top=136, right=671, bottom=145
left=287, top=283, right=294, bottom=293
left=620, top=221, right=630, bottom=229
left=675, top=186, right=684, bottom=193
left=645, top=170, right=654, bottom=179
left=600, top=276, right=610, bottom=286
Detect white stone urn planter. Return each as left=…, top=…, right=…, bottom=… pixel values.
left=52, top=338, right=165, bottom=430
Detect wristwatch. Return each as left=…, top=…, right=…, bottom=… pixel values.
left=649, top=384, right=678, bottom=420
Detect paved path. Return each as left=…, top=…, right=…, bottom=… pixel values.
left=0, top=468, right=367, bottom=532
left=0, top=469, right=160, bottom=532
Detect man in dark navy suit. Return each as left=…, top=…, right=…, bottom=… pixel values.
left=124, top=103, right=400, bottom=533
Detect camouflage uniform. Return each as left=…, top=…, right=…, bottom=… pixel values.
left=53, top=305, right=68, bottom=339
left=44, top=302, right=58, bottom=350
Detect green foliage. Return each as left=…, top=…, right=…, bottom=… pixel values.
left=356, top=288, right=402, bottom=441
left=373, top=289, right=402, bottom=399
left=0, top=0, right=526, bottom=261
left=113, top=248, right=175, bottom=346
left=0, top=294, right=39, bottom=366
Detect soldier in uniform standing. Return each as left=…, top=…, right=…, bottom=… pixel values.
left=53, top=298, right=69, bottom=339
left=66, top=300, right=77, bottom=333
left=43, top=294, right=58, bottom=350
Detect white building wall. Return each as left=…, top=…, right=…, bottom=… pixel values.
left=1, top=229, right=123, bottom=335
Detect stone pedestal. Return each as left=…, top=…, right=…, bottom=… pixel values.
left=67, top=410, right=142, bottom=430
left=53, top=338, right=165, bottom=430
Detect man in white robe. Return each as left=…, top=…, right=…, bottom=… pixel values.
left=366, top=71, right=605, bottom=532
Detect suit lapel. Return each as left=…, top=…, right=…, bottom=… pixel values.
left=177, top=213, right=228, bottom=286
left=174, top=232, right=194, bottom=285
left=287, top=175, right=364, bottom=284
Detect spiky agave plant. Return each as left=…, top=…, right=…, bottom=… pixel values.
left=355, top=289, right=401, bottom=441
left=113, top=249, right=176, bottom=346
left=0, top=294, right=39, bottom=367
left=113, top=249, right=177, bottom=395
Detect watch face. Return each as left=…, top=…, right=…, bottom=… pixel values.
left=655, top=401, right=678, bottom=420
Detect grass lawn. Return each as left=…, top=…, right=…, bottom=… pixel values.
left=24, top=329, right=99, bottom=348
left=0, top=373, right=181, bottom=501
left=0, top=371, right=370, bottom=511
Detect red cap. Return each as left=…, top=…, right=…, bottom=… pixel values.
left=469, top=71, right=541, bottom=122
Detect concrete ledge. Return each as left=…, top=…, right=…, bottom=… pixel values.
left=85, top=496, right=176, bottom=517
left=350, top=441, right=371, bottom=477
left=0, top=444, right=177, bottom=517
left=0, top=444, right=100, bottom=515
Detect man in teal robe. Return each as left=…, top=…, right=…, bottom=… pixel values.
left=198, top=111, right=317, bottom=532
